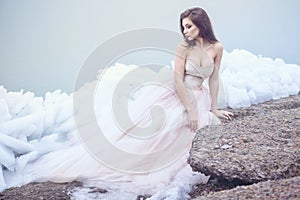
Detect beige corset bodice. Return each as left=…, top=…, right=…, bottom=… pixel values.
left=184, top=60, right=214, bottom=90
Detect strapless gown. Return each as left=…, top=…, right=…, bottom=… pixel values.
left=24, top=61, right=221, bottom=194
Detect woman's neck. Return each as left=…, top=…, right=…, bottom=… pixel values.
left=195, top=37, right=210, bottom=48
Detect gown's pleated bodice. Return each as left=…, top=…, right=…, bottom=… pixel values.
left=184, top=60, right=214, bottom=90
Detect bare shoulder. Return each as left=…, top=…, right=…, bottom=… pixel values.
left=212, top=42, right=224, bottom=52
left=211, top=42, right=224, bottom=65
left=176, top=41, right=189, bottom=50
left=176, top=41, right=189, bottom=57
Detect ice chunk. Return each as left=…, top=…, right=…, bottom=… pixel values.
left=0, top=144, right=15, bottom=171
left=0, top=112, right=44, bottom=138
left=0, top=133, right=35, bottom=154
left=0, top=166, right=7, bottom=192
left=226, top=86, right=251, bottom=108
left=5, top=91, right=35, bottom=118
left=0, top=99, right=11, bottom=123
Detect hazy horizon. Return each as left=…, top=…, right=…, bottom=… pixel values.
left=1, top=0, right=299, bottom=96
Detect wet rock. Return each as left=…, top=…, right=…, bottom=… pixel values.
left=0, top=181, right=82, bottom=200
left=188, top=94, right=300, bottom=184
left=87, top=187, right=107, bottom=193
left=195, top=176, right=300, bottom=200
left=189, top=177, right=238, bottom=198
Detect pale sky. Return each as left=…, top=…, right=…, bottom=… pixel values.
left=1, top=0, right=299, bottom=95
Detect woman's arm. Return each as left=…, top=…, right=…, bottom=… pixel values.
left=174, top=44, right=198, bottom=131
left=209, top=43, right=233, bottom=120
left=209, top=43, right=222, bottom=112
left=174, top=54, right=192, bottom=111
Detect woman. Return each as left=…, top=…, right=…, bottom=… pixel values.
left=175, top=7, right=233, bottom=132
left=25, top=7, right=233, bottom=195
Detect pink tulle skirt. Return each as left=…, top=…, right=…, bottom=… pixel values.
left=25, top=81, right=219, bottom=193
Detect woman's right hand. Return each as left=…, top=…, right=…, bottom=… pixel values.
left=212, top=109, right=233, bottom=120
left=187, top=109, right=198, bottom=131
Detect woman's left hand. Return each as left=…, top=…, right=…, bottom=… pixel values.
left=212, top=109, right=233, bottom=120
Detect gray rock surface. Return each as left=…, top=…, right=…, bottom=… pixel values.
left=188, top=94, right=300, bottom=184
left=195, top=176, right=300, bottom=200
left=0, top=181, right=82, bottom=200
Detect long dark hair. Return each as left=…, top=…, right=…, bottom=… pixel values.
left=180, top=7, right=218, bottom=45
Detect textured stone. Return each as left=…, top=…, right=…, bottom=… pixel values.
left=195, top=176, right=300, bottom=200
left=188, top=95, right=300, bottom=184
left=0, top=181, right=82, bottom=200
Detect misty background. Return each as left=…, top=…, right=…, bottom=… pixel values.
left=1, top=0, right=299, bottom=96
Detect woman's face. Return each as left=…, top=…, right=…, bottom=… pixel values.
left=182, top=17, right=200, bottom=41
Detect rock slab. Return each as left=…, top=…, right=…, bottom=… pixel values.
left=188, top=95, right=300, bottom=184
left=195, top=176, right=300, bottom=200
